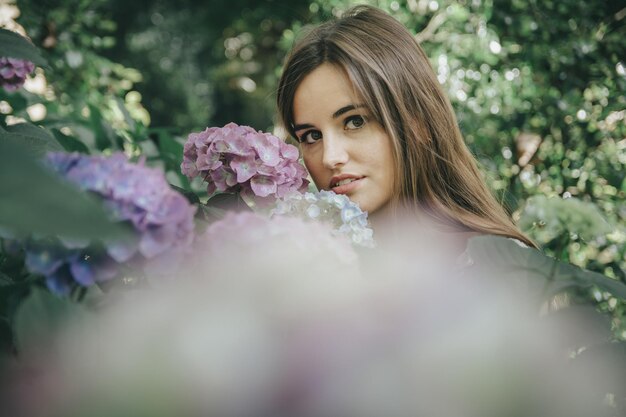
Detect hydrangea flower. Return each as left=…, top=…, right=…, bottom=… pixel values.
left=197, top=211, right=358, bottom=266
left=0, top=57, right=35, bottom=92
left=518, top=195, right=611, bottom=243
left=24, top=152, right=197, bottom=295
left=181, top=123, right=309, bottom=203
left=271, top=190, right=375, bottom=248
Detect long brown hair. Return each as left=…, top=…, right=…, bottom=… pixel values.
left=277, top=5, right=535, bottom=247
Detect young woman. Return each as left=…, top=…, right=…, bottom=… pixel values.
left=276, top=5, right=535, bottom=248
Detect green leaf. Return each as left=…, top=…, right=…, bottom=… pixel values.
left=467, top=235, right=554, bottom=278
left=0, top=123, right=63, bottom=157
left=88, top=103, right=118, bottom=150
left=13, top=287, right=86, bottom=354
left=155, top=129, right=183, bottom=158
left=149, top=128, right=185, bottom=173
left=0, top=139, right=129, bottom=239
left=114, top=96, right=136, bottom=132
left=467, top=235, right=626, bottom=300
left=169, top=184, right=200, bottom=205
left=0, top=88, right=28, bottom=112
left=0, top=316, right=13, bottom=354
left=0, top=271, right=12, bottom=287
left=573, top=268, right=626, bottom=300
left=539, top=254, right=626, bottom=299
left=51, top=128, right=90, bottom=153
left=0, top=28, right=47, bottom=66
left=207, top=192, right=249, bottom=211
left=543, top=279, right=583, bottom=298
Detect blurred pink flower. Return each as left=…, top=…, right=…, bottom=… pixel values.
left=197, top=211, right=357, bottom=266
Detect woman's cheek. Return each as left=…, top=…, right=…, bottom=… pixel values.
left=302, top=151, right=325, bottom=189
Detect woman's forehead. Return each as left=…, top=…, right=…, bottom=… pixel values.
left=294, top=66, right=349, bottom=110
left=293, top=64, right=365, bottom=122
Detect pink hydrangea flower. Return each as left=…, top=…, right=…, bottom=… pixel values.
left=181, top=123, right=309, bottom=202
left=197, top=211, right=357, bottom=266
left=0, top=57, right=35, bottom=92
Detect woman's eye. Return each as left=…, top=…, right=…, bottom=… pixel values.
left=299, top=130, right=322, bottom=144
left=345, top=115, right=367, bottom=130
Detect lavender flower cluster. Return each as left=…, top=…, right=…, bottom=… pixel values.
left=24, top=153, right=196, bottom=295
left=0, top=57, right=35, bottom=92
left=181, top=123, right=309, bottom=203
left=271, top=190, right=375, bottom=248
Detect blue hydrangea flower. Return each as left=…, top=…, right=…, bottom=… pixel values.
left=23, top=153, right=197, bottom=295
left=271, top=190, right=375, bottom=248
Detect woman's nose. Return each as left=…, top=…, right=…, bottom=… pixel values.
left=322, top=134, right=349, bottom=169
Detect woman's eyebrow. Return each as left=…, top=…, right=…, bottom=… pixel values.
left=332, top=103, right=366, bottom=119
left=293, top=103, right=366, bottom=132
left=293, top=123, right=314, bottom=133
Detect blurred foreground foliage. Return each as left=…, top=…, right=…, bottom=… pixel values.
left=0, top=0, right=624, bottom=335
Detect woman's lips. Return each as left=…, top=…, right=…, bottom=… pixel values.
left=331, top=177, right=364, bottom=195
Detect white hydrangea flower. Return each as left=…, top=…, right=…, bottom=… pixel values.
left=270, top=190, right=375, bottom=248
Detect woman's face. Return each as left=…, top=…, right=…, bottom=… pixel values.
left=292, top=63, right=395, bottom=216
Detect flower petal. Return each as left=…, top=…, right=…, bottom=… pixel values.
left=250, top=175, right=277, bottom=197
left=230, top=155, right=259, bottom=183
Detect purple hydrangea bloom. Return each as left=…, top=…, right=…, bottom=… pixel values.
left=181, top=123, right=309, bottom=203
left=0, top=57, right=35, bottom=92
left=23, top=152, right=197, bottom=295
